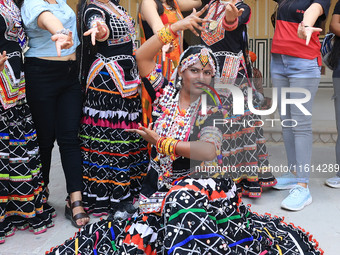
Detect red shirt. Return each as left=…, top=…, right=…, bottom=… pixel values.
left=271, top=0, right=330, bottom=65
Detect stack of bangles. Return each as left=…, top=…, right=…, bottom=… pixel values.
left=157, top=25, right=178, bottom=45
left=222, top=17, right=238, bottom=31
left=156, top=137, right=180, bottom=160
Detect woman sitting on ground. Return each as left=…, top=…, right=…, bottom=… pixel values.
left=46, top=9, right=323, bottom=255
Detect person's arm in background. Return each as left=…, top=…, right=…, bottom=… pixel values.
left=302, top=3, right=324, bottom=27
left=298, top=1, right=330, bottom=45
left=136, top=6, right=208, bottom=77
left=330, top=15, right=340, bottom=36
left=222, top=0, right=250, bottom=31
left=140, top=0, right=203, bottom=34
left=177, top=0, right=202, bottom=12
left=37, top=11, right=73, bottom=56
left=140, top=0, right=164, bottom=34
left=21, top=0, right=73, bottom=56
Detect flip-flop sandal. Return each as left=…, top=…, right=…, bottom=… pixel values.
left=65, top=200, right=89, bottom=228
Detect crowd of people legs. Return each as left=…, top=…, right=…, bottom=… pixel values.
left=0, top=0, right=338, bottom=253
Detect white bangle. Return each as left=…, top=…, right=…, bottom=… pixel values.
left=55, top=28, right=70, bottom=36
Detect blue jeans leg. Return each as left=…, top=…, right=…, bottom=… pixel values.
left=271, top=54, right=320, bottom=183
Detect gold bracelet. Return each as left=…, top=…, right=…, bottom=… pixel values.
left=157, top=26, right=175, bottom=45
left=163, top=138, right=173, bottom=156
left=169, top=139, right=178, bottom=155
left=173, top=140, right=180, bottom=157
left=156, top=137, right=166, bottom=154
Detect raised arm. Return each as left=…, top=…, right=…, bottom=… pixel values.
left=330, top=14, right=340, bottom=36
left=297, top=3, right=326, bottom=45
left=140, top=0, right=165, bottom=34
left=37, top=12, right=74, bottom=56
left=302, top=3, right=324, bottom=27
left=136, top=5, right=209, bottom=77
left=177, top=0, right=202, bottom=12
left=37, top=11, right=65, bottom=33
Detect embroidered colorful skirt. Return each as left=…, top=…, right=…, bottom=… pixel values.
left=80, top=69, right=149, bottom=215
left=218, top=82, right=276, bottom=197
left=46, top=178, right=322, bottom=255
left=213, top=54, right=276, bottom=197
left=0, top=102, right=55, bottom=244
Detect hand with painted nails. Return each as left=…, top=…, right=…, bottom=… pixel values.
left=298, top=21, right=322, bottom=46
left=125, top=123, right=160, bottom=145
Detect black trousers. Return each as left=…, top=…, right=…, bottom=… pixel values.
left=24, top=57, right=83, bottom=194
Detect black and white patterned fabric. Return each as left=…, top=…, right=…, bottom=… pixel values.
left=46, top=178, right=322, bottom=255
left=80, top=1, right=148, bottom=215
left=0, top=0, right=55, bottom=244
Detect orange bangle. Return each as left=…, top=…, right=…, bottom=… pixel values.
left=222, top=17, right=238, bottom=31
left=173, top=140, right=180, bottom=157
left=156, top=137, right=166, bottom=154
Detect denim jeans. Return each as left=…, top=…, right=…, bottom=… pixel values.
left=24, top=57, right=83, bottom=194
left=271, top=53, right=321, bottom=183
left=332, top=60, right=340, bottom=178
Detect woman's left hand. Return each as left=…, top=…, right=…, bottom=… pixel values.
left=51, top=31, right=74, bottom=57
left=125, top=123, right=160, bottom=145
left=298, top=21, right=322, bottom=45
left=224, top=0, right=244, bottom=22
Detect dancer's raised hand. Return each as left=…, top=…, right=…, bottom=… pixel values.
left=224, top=0, right=244, bottom=22
left=171, top=4, right=210, bottom=36
left=84, top=21, right=109, bottom=46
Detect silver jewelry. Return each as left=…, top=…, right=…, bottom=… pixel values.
left=176, top=76, right=182, bottom=89
left=55, top=28, right=70, bottom=36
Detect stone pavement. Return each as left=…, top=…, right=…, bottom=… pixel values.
left=1, top=142, right=340, bottom=255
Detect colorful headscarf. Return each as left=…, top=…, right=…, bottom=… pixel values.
left=171, top=45, right=219, bottom=82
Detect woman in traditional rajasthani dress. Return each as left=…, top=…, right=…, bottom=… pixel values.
left=46, top=13, right=323, bottom=255
left=139, top=0, right=201, bottom=79
left=201, top=0, right=276, bottom=197
left=78, top=0, right=149, bottom=217
left=0, top=0, right=55, bottom=244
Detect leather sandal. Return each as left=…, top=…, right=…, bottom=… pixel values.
left=65, top=200, right=89, bottom=228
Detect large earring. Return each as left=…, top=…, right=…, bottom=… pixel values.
left=176, top=77, right=182, bottom=89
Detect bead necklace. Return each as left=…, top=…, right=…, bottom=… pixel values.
left=153, top=83, right=201, bottom=181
